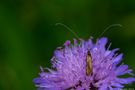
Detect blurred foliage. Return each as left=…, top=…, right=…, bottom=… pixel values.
left=0, top=0, right=135, bottom=90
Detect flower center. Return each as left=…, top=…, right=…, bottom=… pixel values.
left=65, top=81, right=82, bottom=90
left=65, top=80, right=98, bottom=90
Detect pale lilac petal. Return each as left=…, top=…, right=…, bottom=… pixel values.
left=96, top=37, right=108, bottom=48
left=111, top=82, right=124, bottom=88
left=115, top=65, right=129, bottom=76
left=113, top=88, right=123, bottom=90
left=116, top=77, right=135, bottom=84
left=64, top=40, right=71, bottom=46
left=113, top=54, right=123, bottom=65
left=98, top=84, right=108, bottom=90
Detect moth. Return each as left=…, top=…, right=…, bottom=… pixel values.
left=86, top=50, right=92, bottom=76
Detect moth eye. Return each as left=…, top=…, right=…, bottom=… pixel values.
left=86, top=50, right=92, bottom=76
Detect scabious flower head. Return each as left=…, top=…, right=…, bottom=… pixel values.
left=33, top=37, right=135, bottom=90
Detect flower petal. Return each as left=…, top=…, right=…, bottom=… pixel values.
left=116, top=77, right=135, bottom=84
left=111, top=82, right=124, bottom=88
left=115, top=65, right=129, bottom=76
left=98, top=84, right=108, bottom=90
left=64, top=40, right=71, bottom=46
left=113, top=54, right=123, bottom=65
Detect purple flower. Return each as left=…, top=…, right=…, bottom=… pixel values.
left=33, top=37, right=135, bottom=90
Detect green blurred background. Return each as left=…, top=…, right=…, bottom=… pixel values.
left=0, top=0, right=135, bottom=90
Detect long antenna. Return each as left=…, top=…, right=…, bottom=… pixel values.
left=98, top=24, right=122, bottom=38
left=55, top=23, right=80, bottom=39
